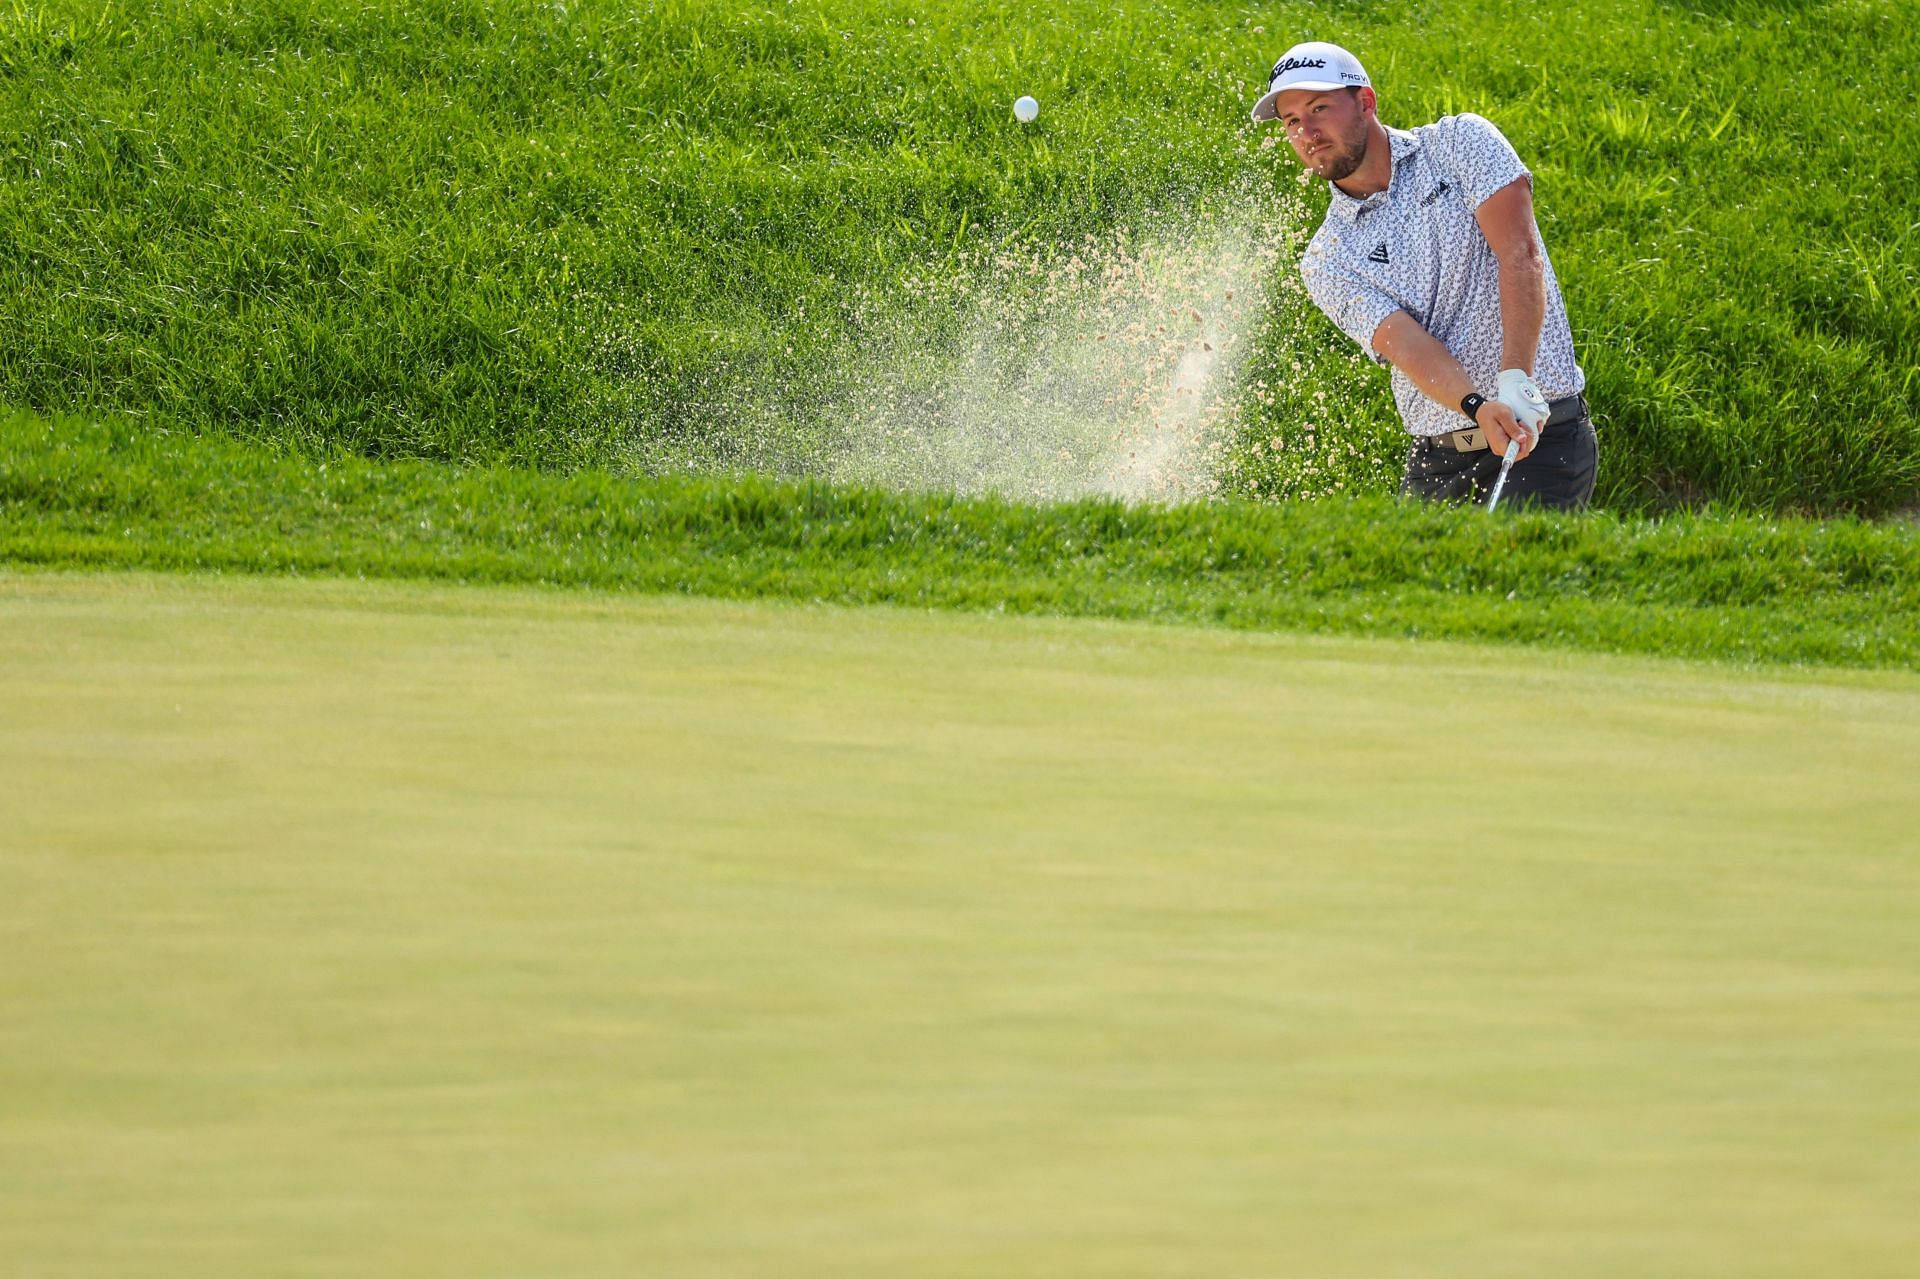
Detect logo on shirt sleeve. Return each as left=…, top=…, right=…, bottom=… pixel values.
left=1367, top=241, right=1390, bottom=264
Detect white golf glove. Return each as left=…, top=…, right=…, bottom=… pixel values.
left=1496, top=369, right=1550, bottom=441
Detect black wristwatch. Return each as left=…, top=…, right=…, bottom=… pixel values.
left=1460, top=392, right=1488, bottom=423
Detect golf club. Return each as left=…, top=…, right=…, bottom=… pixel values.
left=1485, top=437, right=1520, bottom=512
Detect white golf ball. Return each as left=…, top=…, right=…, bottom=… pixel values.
left=1014, top=95, right=1039, bottom=123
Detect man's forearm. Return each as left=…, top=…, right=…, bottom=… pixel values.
left=1371, top=309, right=1534, bottom=455
left=1498, top=252, right=1547, bottom=374
left=1473, top=179, right=1550, bottom=375
left=1371, top=310, right=1474, bottom=411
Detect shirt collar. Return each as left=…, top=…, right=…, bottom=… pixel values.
left=1326, top=127, right=1422, bottom=222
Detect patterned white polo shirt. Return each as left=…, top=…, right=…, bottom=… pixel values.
left=1300, top=113, right=1584, bottom=438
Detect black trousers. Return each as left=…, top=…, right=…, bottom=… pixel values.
left=1402, top=398, right=1599, bottom=511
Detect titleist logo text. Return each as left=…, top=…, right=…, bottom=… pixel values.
left=1271, top=55, right=1328, bottom=78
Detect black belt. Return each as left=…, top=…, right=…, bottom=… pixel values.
left=1424, top=393, right=1588, bottom=453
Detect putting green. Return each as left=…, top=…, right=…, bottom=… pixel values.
left=3, top=571, right=1917, bottom=1277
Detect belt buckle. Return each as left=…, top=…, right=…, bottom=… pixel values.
left=1452, top=428, right=1486, bottom=453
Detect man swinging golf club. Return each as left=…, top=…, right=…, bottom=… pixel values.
left=1252, top=42, right=1597, bottom=510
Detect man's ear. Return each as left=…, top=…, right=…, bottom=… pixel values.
left=1356, top=86, right=1378, bottom=119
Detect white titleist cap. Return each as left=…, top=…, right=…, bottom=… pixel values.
left=1250, top=42, right=1371, bottom=122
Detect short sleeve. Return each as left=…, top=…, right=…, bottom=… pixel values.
left=1301, top=244, right=1400, bottom=366
left=1428, top=113, right=1530, bottom=209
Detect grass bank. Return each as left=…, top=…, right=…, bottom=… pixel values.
left=3, top=0, right=1916, bottom=513
left=4, top=411, right=1916, bottom=669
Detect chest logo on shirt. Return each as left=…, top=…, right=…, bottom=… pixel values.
left=1367, top=242, right=1390, bottom=265
left=1421, top=181, right=1452, bottom=207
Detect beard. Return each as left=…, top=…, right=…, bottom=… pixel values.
left=1316, top=129, right=1368, bottom=182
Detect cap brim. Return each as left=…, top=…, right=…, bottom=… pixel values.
left=1250, top=79, right=1354, bottom=122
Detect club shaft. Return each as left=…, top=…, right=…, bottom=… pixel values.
left=1486, top=439, right=1521, bottom=512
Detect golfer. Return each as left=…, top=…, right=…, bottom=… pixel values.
left=1252, top=42, right=1597, bottom=509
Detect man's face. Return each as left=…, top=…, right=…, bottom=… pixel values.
left=1274, top=87, right=1373, bottom=182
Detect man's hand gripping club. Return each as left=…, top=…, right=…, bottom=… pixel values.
left=1483, top=370, right=1549, bottom=513
left=1495, top=368, right=1549, bottom=452
left=1477, top=368, right=1548, bottom=462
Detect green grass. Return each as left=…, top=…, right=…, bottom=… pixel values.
left=2, top=0, right=1916, bottom=513
left=5, top=570, right=1918, bottom=1276
left=5, top=409, right=1918, bottom=669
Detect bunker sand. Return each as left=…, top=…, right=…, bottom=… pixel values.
left=3, top=571, right=1918, bottom=1277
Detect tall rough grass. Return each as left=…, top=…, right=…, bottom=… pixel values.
left=1, top=0, right=1916, bottom=514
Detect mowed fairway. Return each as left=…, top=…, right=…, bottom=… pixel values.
left=3, top=571, right=1918, bottom=1278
